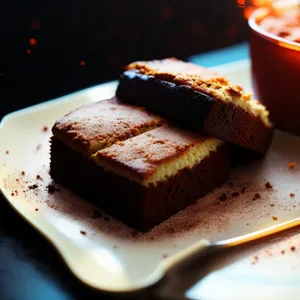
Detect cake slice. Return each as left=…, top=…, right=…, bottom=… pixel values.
left=52, top=97, right=164, bottom=155
left=91, top=126, right=230, bottom=230
left=51, top=97, right=164, bottom=197
left=50, top=99, right=230, bottom=231
left=116, top=58, right=273, bottom=155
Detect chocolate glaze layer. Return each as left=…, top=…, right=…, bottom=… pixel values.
left=117, top=70, right=215, bottom=129
left=116, top=71, right=273, bottom=154
left=50, top=136, right=230, bottom=231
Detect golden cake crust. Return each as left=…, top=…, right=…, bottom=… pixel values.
left=127, top=58, right=222, bottom=81
left=92, top=125, right=223, bottom=186
left=52, top=97, right=164, bottom=154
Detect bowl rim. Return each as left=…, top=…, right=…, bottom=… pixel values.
left=248, top=0, right=300, bottom=51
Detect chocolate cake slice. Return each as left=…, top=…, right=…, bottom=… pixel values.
left=51, top=97, right=164, bottom=206
left=50, top=98, right=230, bottom=231
left=116, top=58, right=273, bottom=155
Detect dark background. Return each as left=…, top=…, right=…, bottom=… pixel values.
left=0, top=0, right=248, bottom=120
left=1, top=1, right=248, bottom=299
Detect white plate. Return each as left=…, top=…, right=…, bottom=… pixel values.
left=1, top=60, right=300, bottom=300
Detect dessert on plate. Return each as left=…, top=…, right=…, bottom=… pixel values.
left=51, top=97, right=230, bottom=231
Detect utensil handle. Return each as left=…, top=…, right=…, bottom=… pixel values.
left=157, top=239, right=220, bottom=298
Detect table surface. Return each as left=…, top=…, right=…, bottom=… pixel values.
left=0, top=45, right=249, bottom=300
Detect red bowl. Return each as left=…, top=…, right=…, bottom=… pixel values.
left=249, top=1, right=300, bottom=135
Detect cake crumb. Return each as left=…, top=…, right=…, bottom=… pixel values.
left=232, top=192, right=239, bottom=197
left=253, top=193, right=261, bottom=200
left=167, top=227, right=176, bottom=234
left=290, top=193, right=295, bottom=197
left=5, top=150, right=9, bottom=155
left=42, top=126, right=48, bottom=132
left=272, top=216, right=278, bottom=221
left=265, top=182, right=273, bottom=189
left=28, top=184, right=38, bottom=190
left=281, top=250, right=285, bottom=254
left=80, top=230, right=86, bottom=235
left=291, top=246, right=296, bottom=251
left=288, top=162, right=296, bottom=169
left=47, top=184, right=57, bottom=194
left=36, top=175, right=42, bottom=180
left=21, top=171, right=25, bottom=176
left=35, top=208, right=39, bottom=211
left=11, top=192, right=15, bottom=196
left=270, top=204, right=274, bottom=207
left=92, top=210, right=103, bottom=219
left=251, top=256, right=259, bottom=265
left=219, top=193, right=227, bottom=201
left=16, top=178, right=19, bottom=182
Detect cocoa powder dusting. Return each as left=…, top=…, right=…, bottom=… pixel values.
left=132, top=231, right=138, bottom=237
left=251, top=256, right=259, bottom=265
left=265, top=182, right=273, bottom=189
left=167, top=228, right=176, bottom=234
left=281, top=250, right=285, bottom=254
left=92, top=210, right=103, bottom=219
left=291, top=246, right=296, bottom=251
left=35, top=208, right=39, bottom=211
left=290, top=193, right=295, bottom=197
left=80, top=230, right=86, bottom=235
left=272, top=216, right=278, bottom=221
left=28, top=184, right=38, bottom=190
left=47, top=184, right=57, bottom=194
left=288, top=162, right=296, bottom=169
left=253, top=193, right=261, bottom=200
left=219, top=193, right=227, bottom=201
left=21, top=171, right=25, bottom=176
left=5, top=150, right=9, bottom=155
left=232, top=191, right=239, bottom=198
left=42, top=126, right=48, bottom=132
